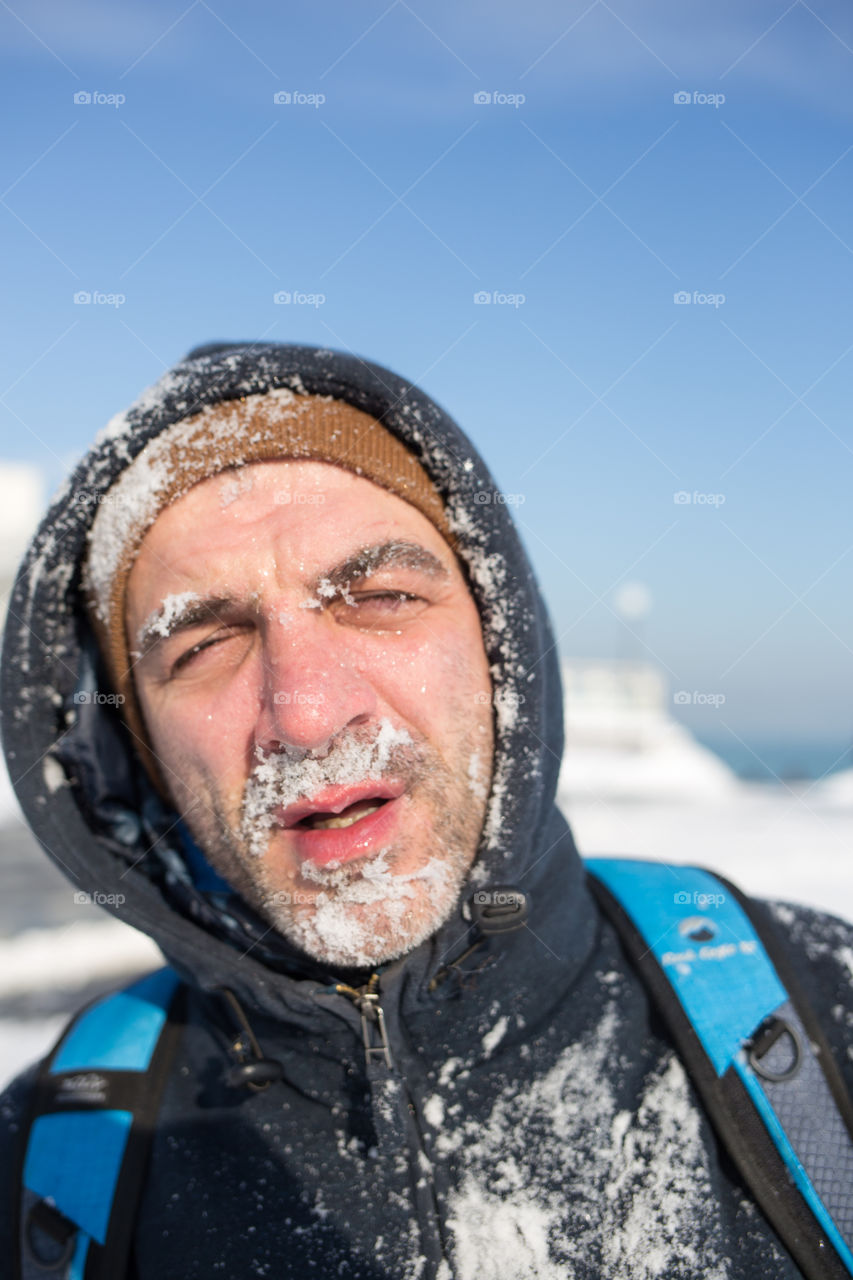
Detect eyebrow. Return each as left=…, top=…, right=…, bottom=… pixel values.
left=308, top=541, right=449, bottom=593
left=134, top=541, right=449, bottom=656
left=134, top=597, right=240, bottom=655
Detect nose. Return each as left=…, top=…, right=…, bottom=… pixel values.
left=253, top=615, right=377, bottom=756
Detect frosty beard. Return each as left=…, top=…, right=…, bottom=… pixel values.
left=181, top=719, right=491, bottom=969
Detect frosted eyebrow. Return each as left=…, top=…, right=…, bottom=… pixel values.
left=134, top=543, right=448, bottom=655
left=310, top=541, right=449, bottom=592
left=135, top=596, right=237, bottom=654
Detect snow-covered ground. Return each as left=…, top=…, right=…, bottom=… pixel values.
left=812, top=766, right=853, bottom=807
left=0, top=776, right=165, bottom=1087
left=0, top=920, right=161, bottom=1002
left=0, top=892, right=162, bottom=1089
left=1, top=775, right=851, bottom=1090
left=563, top=781, right=853, bottom=919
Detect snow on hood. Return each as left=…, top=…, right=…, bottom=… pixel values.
left=0, top=342, right=579, bottom=999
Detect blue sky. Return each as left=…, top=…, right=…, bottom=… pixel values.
left=1, top=0, right=852, bottom=753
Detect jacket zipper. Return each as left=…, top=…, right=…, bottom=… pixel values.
left=335, top=974, right=447, bottom=1275
left=335, top=974, right=393, bottom=1069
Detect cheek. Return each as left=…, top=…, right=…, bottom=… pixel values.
left=364, top=624, right=491, bottom=727
left=140, top=669, right=260, bottom=774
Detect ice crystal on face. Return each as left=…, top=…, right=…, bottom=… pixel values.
left=288, top=853, right=453, bottom=970
left=311, top=577, right=355, bottom=607
left=240, top=719, right=413, bottom=858
left=136, top=592, right=201, bottom=650
left=467, top=752, right=488, bottom=802
left=218, top=468, right=255, bottom=507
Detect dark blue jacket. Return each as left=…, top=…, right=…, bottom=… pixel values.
left=2, top=343, right=853, bottom=1279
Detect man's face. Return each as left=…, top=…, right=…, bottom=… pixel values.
left=126, top=459, right=494, bottom=969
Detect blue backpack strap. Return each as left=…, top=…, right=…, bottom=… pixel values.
left=16, top=967, right=184, bottom=1280
left=586, top=857, right=853, bottom=1280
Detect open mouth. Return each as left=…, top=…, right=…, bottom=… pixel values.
left=295, top=797, right=391, bottom=831
left=274, top=786, right=404, bottom=867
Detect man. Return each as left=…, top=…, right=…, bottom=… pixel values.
left=2, top=341, right=852, bottom=1279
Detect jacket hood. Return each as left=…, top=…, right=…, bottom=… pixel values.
left=1, top=342, right=590, bottom=1017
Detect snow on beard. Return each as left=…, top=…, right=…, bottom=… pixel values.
left=236, top=718, right=483, bottom=967
left=239, top=718, right=415, bottom=859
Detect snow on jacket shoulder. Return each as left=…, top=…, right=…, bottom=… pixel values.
left=2, top=342, right=852, bottom=1280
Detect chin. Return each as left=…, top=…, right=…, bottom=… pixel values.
left=262, top=876, right=461, bottom=971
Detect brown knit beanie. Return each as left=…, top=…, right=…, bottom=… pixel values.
left=83, top=388, right=451, bottom=783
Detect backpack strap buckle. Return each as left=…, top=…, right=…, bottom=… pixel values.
left=747, top=1014, right=804, bottom=1084
left=24, top=1196, right=77, bottom=1272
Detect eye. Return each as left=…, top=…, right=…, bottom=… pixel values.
left=335, top=590, right=427, bottom=627
left=354, top=590, right=418, bottom=606
left=170, top=626, right=252, bottom=675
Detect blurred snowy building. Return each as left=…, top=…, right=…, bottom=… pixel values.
left=810, top=767, right=853, bottom=807
left=558, top=659, right=739, bottom=803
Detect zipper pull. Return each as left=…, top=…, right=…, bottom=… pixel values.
left=336, top=976, right=393, bottom=1070
left=357, top=991, right=393, bottom=1070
